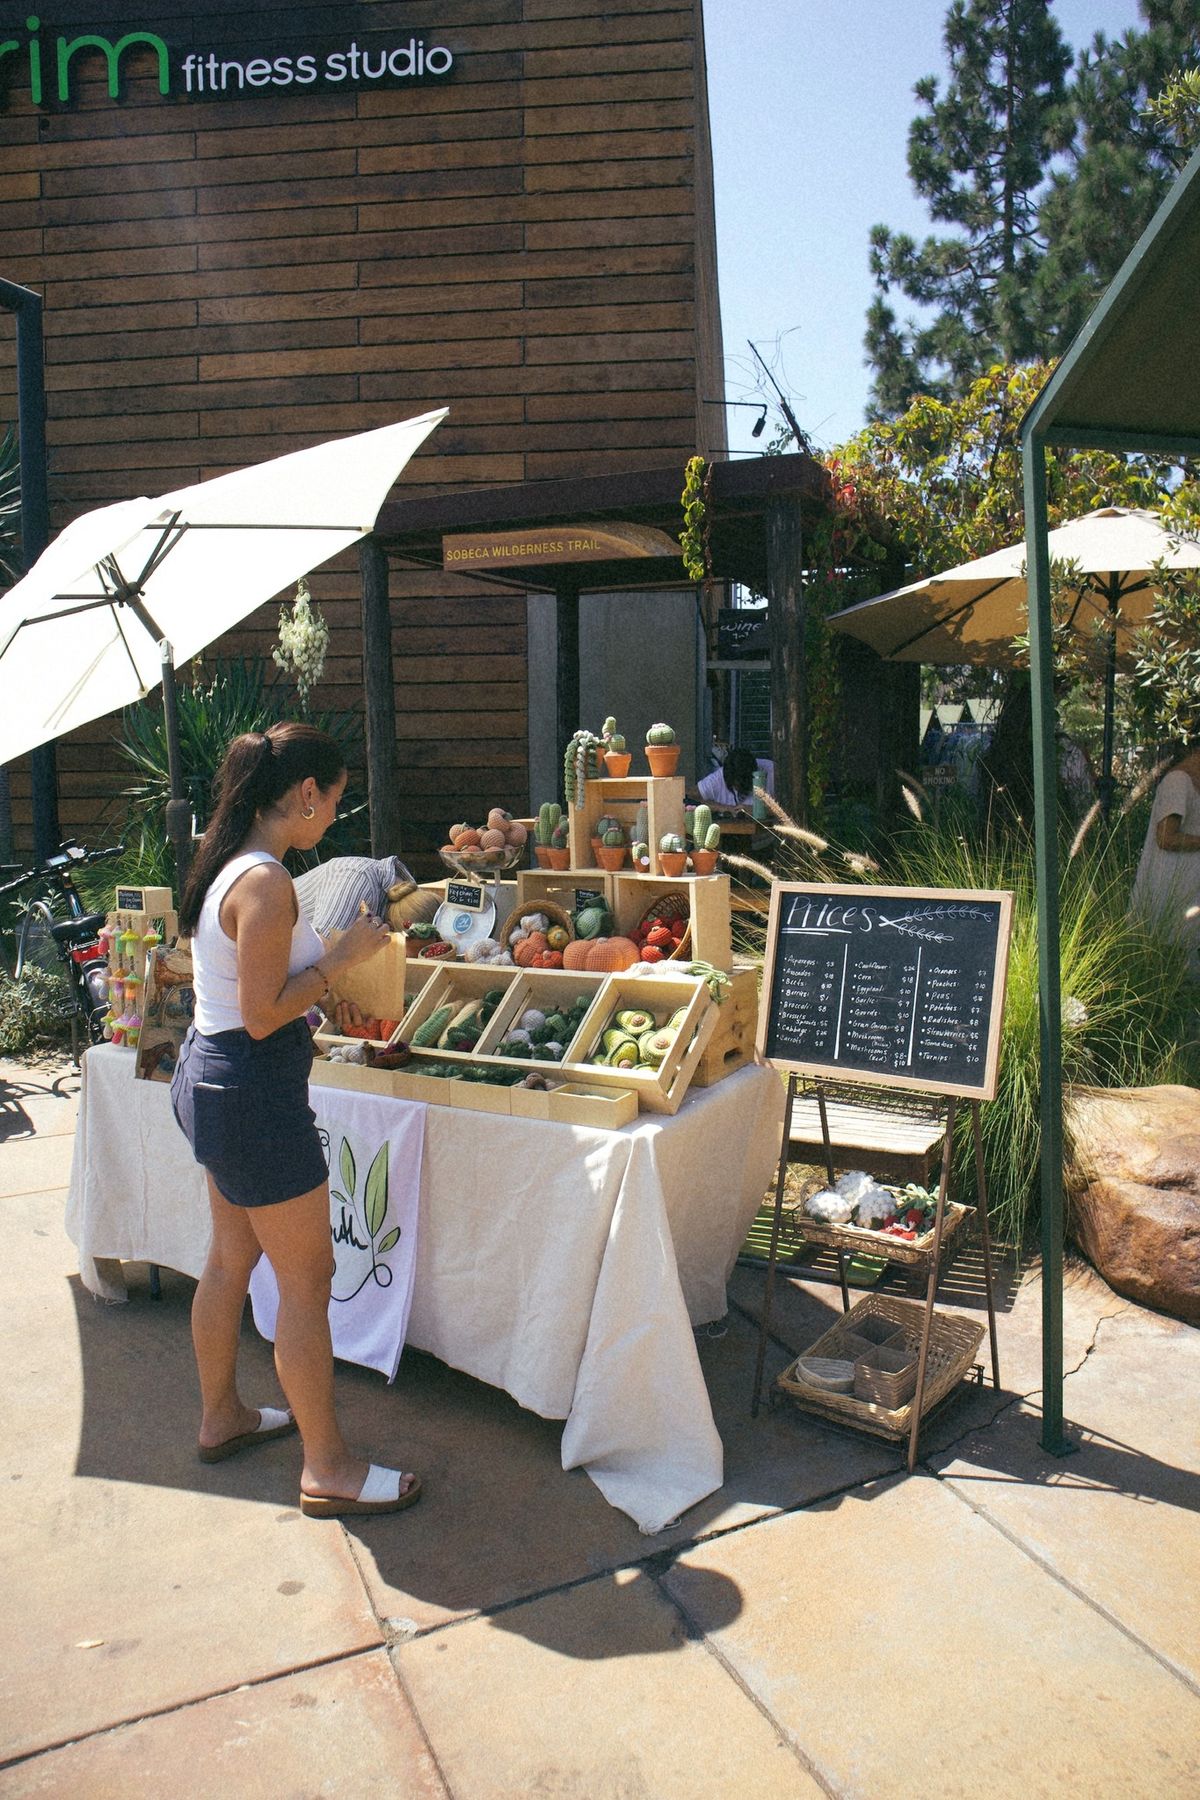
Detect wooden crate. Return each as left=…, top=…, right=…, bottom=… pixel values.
left=567, top=776, right=685, bottom=877
left=563, top=973, right=716, bottom=1115
left=515, top=869, right=614, bottom=919
left=400, top=964, right=521, bottom=1051
left=691, top=965, right=761, bottom=1087
left=611, top=872, right=734, bottom=973
left=509, top=1080, right=639, bottom=1128
left=310, top=1044, right=433, bottom=1101
left=478, top=968, right=607, bottom=1065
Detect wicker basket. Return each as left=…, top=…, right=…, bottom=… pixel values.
left=777, top=1294, right=984, bottom=1434
left=635, top=891, right=692, bottom=961
left=854, top=1344, right=918, bottom=1408
left=499, top=900, right=575, bottom=953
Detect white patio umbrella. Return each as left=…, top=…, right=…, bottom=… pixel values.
left=0, top=409, right=446, bottom=867
left=828, top=506, right=1200, bottom=804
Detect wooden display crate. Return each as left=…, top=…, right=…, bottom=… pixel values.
left=564, top=973, right=717, bottom=1115
left=310, top=1041, right=426, bottom=1099
left=515, top=869, right=614, bottom=919
left=478, top=968, right=607, bottom=1064
left=567, top=776, right=685, bottom=877
left=691, top=965, right=761, bottom=1087
left=509, top=1080, right=639, bottom=1128
left=399, top=963, right=521, bottom=1052
left=611, top=872, right=734, bottom=973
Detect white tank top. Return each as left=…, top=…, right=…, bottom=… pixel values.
left=191, top=850, right=326, bottom=1036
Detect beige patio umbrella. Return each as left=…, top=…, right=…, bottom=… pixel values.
left=828, top=505, right=1200, bottom=802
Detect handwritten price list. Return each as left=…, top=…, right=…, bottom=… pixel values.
left=764, top=894, right=1003, bottom=1091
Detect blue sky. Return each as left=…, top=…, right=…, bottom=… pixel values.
left=705, top=0, right=1149, bottom=457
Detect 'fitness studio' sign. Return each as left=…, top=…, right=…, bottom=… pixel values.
left=0, top=17, right=457, bottom=105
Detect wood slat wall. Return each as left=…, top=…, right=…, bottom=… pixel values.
left=0, top=0, right=724, bottom=868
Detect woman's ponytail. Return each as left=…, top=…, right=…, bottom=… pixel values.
left=178, top=723, right=345, bottom=936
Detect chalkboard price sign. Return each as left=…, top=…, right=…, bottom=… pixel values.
left=757, top=883, right=1013, bottom=1100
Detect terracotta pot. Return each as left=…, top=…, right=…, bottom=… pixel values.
left=645, top=744, right=680, bottom=777
left=590, top=835, right=603, bottom=858
left=597, top=844, right=628, bottom=870
left=545, top=847, right=570, bottom=870
left=658, top=851, right=687, bottom=876
left=603, top=750, right=632, bottom=777
left=533, top=844, right=552, bottom=868
left=689, top=849, right=718, bottom=875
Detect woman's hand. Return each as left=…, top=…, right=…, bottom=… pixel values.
left=323, top=912, right=390, bottom=974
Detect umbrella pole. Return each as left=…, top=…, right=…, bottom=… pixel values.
left=1098, top=577, right=1120, bottom=819
left=158, top=641, right=193, bottom=889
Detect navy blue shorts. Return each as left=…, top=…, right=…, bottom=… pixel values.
left=170, top=1018, right=328, bottom=1208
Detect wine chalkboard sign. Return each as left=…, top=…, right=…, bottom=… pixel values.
left=756, top=883, right=1013, bottom=1100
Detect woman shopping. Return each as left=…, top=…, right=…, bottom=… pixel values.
left=1131, top=736, right=1200, bottom=980
left=171, top=723, right=421, bottom=1519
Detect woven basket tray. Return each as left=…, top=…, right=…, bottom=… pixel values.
left=499, top=900, right=575, bottom=953
left=635, top=891, right=692, bottom=961
left=777, top=1294, right=983, bottom=1432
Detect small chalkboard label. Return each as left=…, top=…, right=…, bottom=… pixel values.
left=573, top=887, right=604, bottom=912
left=445, top=881, right=485, bottom=910
left=116, top=887, right=146, bottom=910
left=757, top=882, right=1013, bottom=1100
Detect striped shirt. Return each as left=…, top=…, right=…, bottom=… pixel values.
left=293, top=854, right=413, bottom=935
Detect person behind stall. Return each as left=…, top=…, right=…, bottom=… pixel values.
left=1130, top=735, right=1200, bottom=980
left=295, top=852, right=436, bottom=936
left=695, top=745, right=775, bottom=808
left=171, top=723, right=422, bottom=1520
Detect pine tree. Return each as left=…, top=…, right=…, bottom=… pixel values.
left=1032, top=2, right=1200, bottom=351
left=865, top=0, right=1071, bottom=417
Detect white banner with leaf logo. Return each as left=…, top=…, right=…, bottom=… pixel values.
left=249, top=1090, right=426, bottom=1381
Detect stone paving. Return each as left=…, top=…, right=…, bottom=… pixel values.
left=1, top=1053, right=1197, bottom=1798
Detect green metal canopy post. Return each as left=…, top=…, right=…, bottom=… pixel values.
left=1021, top=433, right=1067, bottom=1455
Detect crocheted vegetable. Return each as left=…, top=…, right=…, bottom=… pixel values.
left=413, top=1004, right=454, bottom=1048
left=585, top=936, right=640, bottom=972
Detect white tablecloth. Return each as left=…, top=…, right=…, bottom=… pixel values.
left=65, top=1046, right=784, bottom=1532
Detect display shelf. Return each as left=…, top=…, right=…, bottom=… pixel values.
left=611, top=872, right=733, bottom=972
left=515, top=869, right=614, bottom=916
left=567, top=775, right=685, bottom=877
left=477, top=968, right=607, bottom=1064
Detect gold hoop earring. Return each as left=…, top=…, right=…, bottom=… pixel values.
left=301, top=803, right=316, bottom=821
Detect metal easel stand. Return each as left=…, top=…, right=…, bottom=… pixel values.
left=751, top=1079, right=1001, bottom=1472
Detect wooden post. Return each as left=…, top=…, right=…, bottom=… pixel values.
left=555, top=575, right=581, bottom=770
left=359, top=535, right=399, bottom=857
left=766, top=490, right=807, bottom=824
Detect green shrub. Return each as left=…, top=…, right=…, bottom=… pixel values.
left=0, top=968, right=75, bottom=1056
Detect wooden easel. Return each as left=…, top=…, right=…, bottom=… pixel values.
left=751, top=1072, right=1002, bottom=1470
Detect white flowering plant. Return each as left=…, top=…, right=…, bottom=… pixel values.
left=273, top=577, right=330, bottom=707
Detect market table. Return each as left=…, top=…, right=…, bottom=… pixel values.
left=65, top=1045, right=783, bottom=1532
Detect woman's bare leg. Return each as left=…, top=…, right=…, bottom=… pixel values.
left=193, top=1175, right=267, bottom=1449
left=248, top=1183, right=414, bottom=1501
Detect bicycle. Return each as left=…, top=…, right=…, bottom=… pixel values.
left=0, top=841, right=125, bottom=1059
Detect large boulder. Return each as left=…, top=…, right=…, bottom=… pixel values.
left=1065, top=1085, right=1200, bottom=1325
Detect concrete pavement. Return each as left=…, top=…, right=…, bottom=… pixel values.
left=1, top=1053, right=1197, bottom=1797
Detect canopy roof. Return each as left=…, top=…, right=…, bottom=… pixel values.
left=1021, top=140, right=1200, bottom=456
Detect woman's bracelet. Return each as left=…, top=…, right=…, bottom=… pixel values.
left=311, top=961, right=332, bottom=1000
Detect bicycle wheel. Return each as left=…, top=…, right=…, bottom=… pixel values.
left=82, top=960, right=111, bottom=1044
left=14, top=899, right=60, bottom=979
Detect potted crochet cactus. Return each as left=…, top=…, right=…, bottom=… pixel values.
left=601, top=715, right=631, bottom=777
left=596, top=821, right=628, bottom=871
left=631, top=801, right=651, bottom=871
left=533, top=801, right=562, bottom=868
left=688, top=803, right=721, bottom=874
left=645, top=721, right=680, bottom=777
left=546, top=816, right=570, bottom=870
left=564, top=728, right=605, bottom=808
left=658, top=831, right=687, bottom=877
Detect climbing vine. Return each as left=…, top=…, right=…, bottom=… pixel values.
left=679, top=455, right=711, bottom=581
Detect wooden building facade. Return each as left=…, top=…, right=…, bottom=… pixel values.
left=0, top=0, right=726, bottom=860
